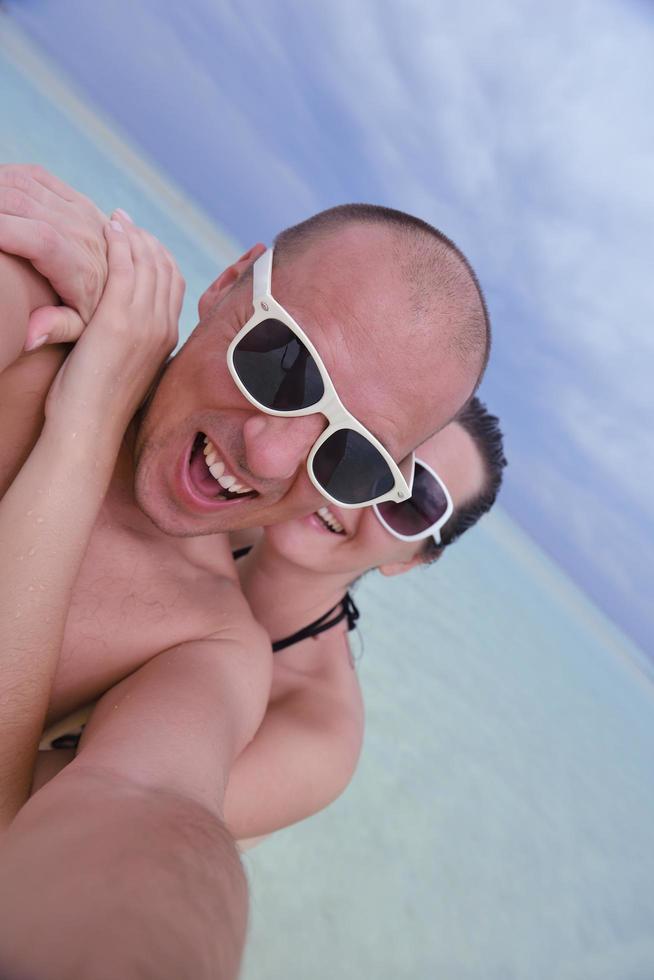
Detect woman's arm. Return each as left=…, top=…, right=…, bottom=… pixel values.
left=223, top=656, right=365, bottom=842
left=0, top=218, right=182, bottom=827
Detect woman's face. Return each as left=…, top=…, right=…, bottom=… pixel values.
left=262, top=420, right=487, bottom=578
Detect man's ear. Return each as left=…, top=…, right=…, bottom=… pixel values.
left=378, top=552, right=430, bottom=578
left=198, top=243, right=267, bottom=319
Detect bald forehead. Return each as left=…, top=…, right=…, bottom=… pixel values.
left=270, top=224, right=481, bottom=456
left=274, top=223, right=399, bottom=302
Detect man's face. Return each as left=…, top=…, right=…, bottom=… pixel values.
left=133, top=224, right=481, bottom=536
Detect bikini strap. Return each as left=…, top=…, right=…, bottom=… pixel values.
left=272, top=592, right=360, bottom=653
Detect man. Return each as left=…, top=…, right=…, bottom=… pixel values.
left=0, top=164, right=490, bottom=977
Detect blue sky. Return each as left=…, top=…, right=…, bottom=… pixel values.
left=7, top=0, right=654, bottom=654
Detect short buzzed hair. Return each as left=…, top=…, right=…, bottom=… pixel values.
left=422, top=396, right=507, bottom=562
left=274, top=203, right=491, bottom=382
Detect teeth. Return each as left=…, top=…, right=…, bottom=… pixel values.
left=317, top=505, right=344, bottom=533
left=200, top=435, right=253, bottom=496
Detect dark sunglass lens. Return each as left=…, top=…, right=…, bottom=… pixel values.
left=313, top=429, right=395, bottom=505
left=233, top=319, right=324, bottom=411
left=377, top=462, right=448, bottom=535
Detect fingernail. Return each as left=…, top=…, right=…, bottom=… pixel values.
left=114, top=208, right=134, bottom=223
left=109, top=219, right=124, bottom=232
left=25, top=334, right=49, bottom=352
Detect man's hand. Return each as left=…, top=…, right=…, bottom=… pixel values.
left=0, top=164, right=110, bottom=346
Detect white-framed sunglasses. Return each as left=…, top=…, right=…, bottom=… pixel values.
left=373, top=455, right=454, bottom=545
left=227, top=247, right=413, bottom=509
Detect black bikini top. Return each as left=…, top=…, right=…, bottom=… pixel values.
left=232, top=546, right=360, bottom=653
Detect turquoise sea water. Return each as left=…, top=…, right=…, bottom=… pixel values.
left=2, top=20, right=653, bottom=979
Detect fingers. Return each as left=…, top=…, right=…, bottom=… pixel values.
left=0, top=164, right=78, bottom=205
left=168, top=264, right=186, bottom=328
left=101, top=220, right=135, bottom=306
left=124, top=221, right=159, bottom=310
left=0, top=166, right=101, bottom=222
left=151, top=242, right=184, bottom=348
left=44, top=216, right=181, bottom=431
left=25, top=306, right=85, bottom=350
left=90, top=217, right=181, bottom=358
left=0, top=170, right=101, bottom=233
left=114, top=213, right=183, bottom=347
left=0, top=212, right=74, bottom=280
left=0, top=184, right=57, bottom=224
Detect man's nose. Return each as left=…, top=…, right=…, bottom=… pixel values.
left=242, top=412, right=327, bottom=482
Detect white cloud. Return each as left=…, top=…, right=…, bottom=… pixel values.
left=205, top=0, right=654, bottom=648
left=291, top=0, right=654, bottom=649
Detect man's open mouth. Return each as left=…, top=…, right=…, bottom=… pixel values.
left=187, top=433, right=258, bottom=502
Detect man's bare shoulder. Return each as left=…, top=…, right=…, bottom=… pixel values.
left=34, top=564, right=271, bottom=795
left=45, top=512, right=259, bottom=721
left=202, top=573, right=270, bottom=645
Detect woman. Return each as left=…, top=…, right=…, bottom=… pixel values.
left=222, top=396, right=506, bottom=845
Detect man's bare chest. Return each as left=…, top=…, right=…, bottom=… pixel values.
left=48, top=520, right=232, bottom=722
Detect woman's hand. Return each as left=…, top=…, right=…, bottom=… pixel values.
left=45, top=218, right=185, bottom=444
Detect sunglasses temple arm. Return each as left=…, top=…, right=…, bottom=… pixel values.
left=408, top=454, right=416, bottom=493
left=253, top=248, right=273, bottom=301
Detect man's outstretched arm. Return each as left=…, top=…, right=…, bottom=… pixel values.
left=31, top=634, right=364, bottom=844
left=0, top=604, right=272, bottom=980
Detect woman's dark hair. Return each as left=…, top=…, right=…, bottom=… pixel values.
left=421, top=397, right=507, bottom=562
